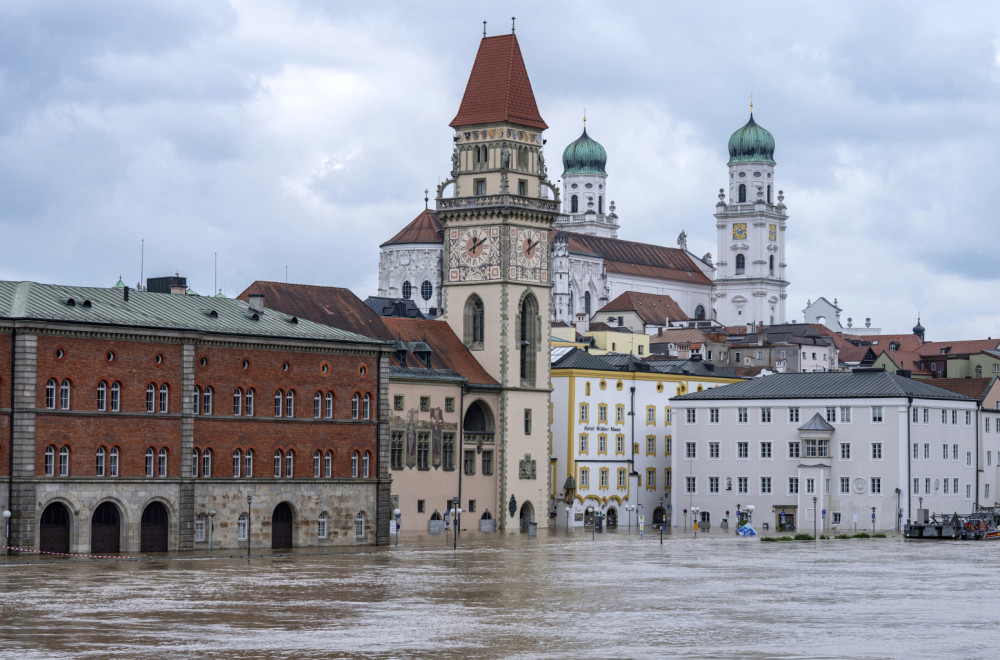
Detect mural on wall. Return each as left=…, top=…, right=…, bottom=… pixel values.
left=405, top=409, right=417, bottom=469
left=431, top=407, right=443, bottom=469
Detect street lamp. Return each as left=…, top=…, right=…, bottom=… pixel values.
left=659, top=497, right=665, bottom=545
left=871, top=506, right=876, bottom=533
left=812, top=496, right=818, bottom=540
left=565, top=506, right=571, bottom=532
left=449, top=499, right=462, bottom=551
left=246, top=495, right=253, bottom=560
left=691, top=506, right=701, bottom=538
left=626, top=504, right=633, bottom=534
left=586, top=506, right=605, bottom=540
left=208, top=509, right=216, bottom=554
left=393, top=508, right=401, bottom=547
left=3, top=509, right=10, bottom=559
left=746, top=504, right=755, bottom=525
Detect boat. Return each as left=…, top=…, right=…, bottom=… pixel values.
left=904, top=509, right=1000, bottom=540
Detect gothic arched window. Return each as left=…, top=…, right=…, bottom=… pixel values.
left=695, top=305, right=706, bottom=321
left=464, top=295, right=485, bottom=349
left=571, top=195, right=579, bottom=213
left=767, top=185, right=772, bottom=204
left=735, top=253, right=746, bottom=275
left=769, top=254, right=775, bottom=276
left=519, top=293, right=540, bottom=386
left=401, top=281, right=412, bottom=300
left=584, top=291, right=592, bottom=317
left=598, top=196, right=603, bottom=214
left=420, top=280, right=433, bottom=301
left=738, top=184, right=747, bottom=203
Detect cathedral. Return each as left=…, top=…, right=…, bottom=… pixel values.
left=377, top=33, right=790, bottom=329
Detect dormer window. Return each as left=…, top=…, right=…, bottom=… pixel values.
left=889, top=342, right=899, bottom=351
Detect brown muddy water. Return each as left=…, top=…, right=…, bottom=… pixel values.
left=1, top=528, right=999, bottom=658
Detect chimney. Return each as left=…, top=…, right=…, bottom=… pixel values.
left=574, top=312, right=590, bottom=337
left=169, top=283, right=187, bottom=295
left=248, top=293, right=265, bottom=313
left=124, top=286, right=129, bottom=302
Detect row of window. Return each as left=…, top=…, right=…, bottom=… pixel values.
left=911, top=443, right=973, bottom=465
left=41, top=445, right=372, bottom=478
left=912, top=477, right=971, bottom=497
left=389, top=433, right=493, bottom=475
left=684, top=474, right=974, bottom=499
left=393, top=394, right=456, bottom=413
left=683, top=439, right=893, bottom=461
left=578, top=467, right=663, bottom=491
left=685, top=406, right=974, bottom=425
left=194, top=511, right=368, bottom=542
left=400, top=280, right=434, bottom=302
left=577, top=433, right=673, bottom=457
left=579, top=403, right=673, bottom=426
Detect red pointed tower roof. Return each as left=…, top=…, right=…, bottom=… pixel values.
left=380, top=208, right=443, bottom=247
left=450, top=34, right=547, bottom=130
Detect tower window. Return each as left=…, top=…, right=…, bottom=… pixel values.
left=464, top=295, right=485, bottom=349
left=401, top=281, right=412, bottom=300
left=695, top=305, right=705, bottom=321
left=598, top=196, right=603, bottom=214
left=519, top=293, right=540, bottom=386
left=475, top=179, right=485, bottom=196
left=769, top=254, right=775, bottom=276
left=571, top=195, right=579, bottom=213
left=767, top=185, right=772, bottom=204
left=518, top=180, right=526, bottom=196
left=738, top=184, right=746, bottom=203
left=584, top=291, right=591, bottom=316
left=735, top=253, right=746, bottom=275
left=420, top=280, right=433, bottom=301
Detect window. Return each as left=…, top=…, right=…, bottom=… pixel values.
left=788, top=442, right=801, bottom=458
left=351, top=451, right=359, bottom=477
left=840, top=477, right=850, bottom=494
left=274, top=450, right=282, bottom=477
left=870, top=477, right=882, bottom=494
left=60, top=379, right=71, bottom=410
left=840, top=407, right=852, bottom=422
left=313, top=450, right=322, bottom=478
left=579, top=434, right=588, bottom=453
left=988, top=418, right=992, bottom=433
left=686, top=442, right=696, bottom=459
left=761, top=407, right=771, bottom=423
left=391, top=432, right=403, bottom=470
left=475, top=179, right=485, bottom=196
left=686, top=409, right=696, bottom=424
left=109, top=447, right=119, bottom=477
left=518, top=293, right=540, bottom=385
left=825, top=407, right=837, bottom=423
left=193, top=386, right=201, bottom=414
left=319, top=450, right=330, bottom=478
left=966, top=484, right=972, bottom=499
left=618, top=469, right=628, bottom=488
left=237, top=513, right=248, bottom=541
left=203, top=449, right=212, bottom=477
left=245, top=450, right=253, bottom=478
left=788, top=407, right=799, bottom=423
left=195, top=515, right=206, bottom=542
left=923, top=408, right=929, bottom=423
left=646, top=468, right=656, bottom=489
left=96, top=447, right=106, bottom=476
left=314, top=392, right=322, bottom=418
left=735, top=253, right=745, bottom=275
left=760, top=477, right=772, bottom=494
left=420, top=396, right=430, bottom=412
left=110, top=382, right=121, bottom=412
left=580, top=468, right=589, bottom=488
left=952, top=410, right=957, bottom=425
left=443, top=433, right=455, bottom=471
left=97, top=381, right=107, bottom=411
left=159, top=384, right=169, bottom=413
left=965, top=410, right=972, bottom=426
left=464, top=295, right=485, bottom=348
left=145, top=448, right=154, bottom=477
left=235, top=388, right=244, bottom=416
left=363, top=394, right=371, bottom=419
left=246, top=389, right=255, bottom=416
left=286, top=391, right=295, bottom=418
left=944, top=478, right=950, bottom=494
left=285, top=450, right=294, bottom=477
left=738, top=476, right=748, bottom=494
left=709, top=442, right=719, bottom=459
left=760, top=442, right=772, bottom=459
left=737, top=408, right=748, bottom=423
left=806, top=478, right=815, bottom=494
left=615, top=405, right=625, bottom=424
left=464, top=450, right=476, bottom=475
left=788, top=477, right=799, bottom=494
left=524, top=409, right=532, bottom=435
left=401, top=280, right=412, bottom=300
left=600, top=435, right=609, bottom=454
left=445, top=397, right=455, bottom=413
left=841, top=443, right=852, bottom=460
left=146, top=384, right=156, bottom=413
left=45, top=379, right=56, bottom=409
left=941, top=409, right=947, bottom=424
left=924, top=443, right=929, bottom=459
left=274, top=390, right=284, bottom=417
left=709, top=408, right=719, bottom=424
left=235, top=450, right=244, bottom=478
left=871, top=443, right=883, bottom=460
left=203, top=387, right=213, bottom=415
left=953, top=444, right=959, bottom=460
left=598, top=404, right=607, bottom=423
left=616, top=434, right=625, bottom=455
left=421, top=280, right=433, bottom=301
left=737, top=442, right=749, bottom=459
left=352, top=393, right=360, bottom=419
left=804, top=439, right=829, bottom=458
left=913, top=478, right=920, bottom=494
left=646, top=406, right=655, bottom=424
left=709, top=476, right=719, bottom=493
left=925, top=478, right=931, bottom=494
left=158, top=448, right=167, bottom=477
left=685, top=476, right=696, bottom=494
left=318, top=513, right=328, bottom=539
left=393, top=395, right=403, bottom=411
left=360, top=451, right=369, bottom=478
left=58, top=446, right=69, bottom=476
left=417, top=432, right=430, bottom=470
left=967, top=451, right=972, bottom=467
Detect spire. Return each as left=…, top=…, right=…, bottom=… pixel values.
left=450, top=33, right=547, bottom=129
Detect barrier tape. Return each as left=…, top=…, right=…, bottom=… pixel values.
left=1, top=545, right=140, bottom=560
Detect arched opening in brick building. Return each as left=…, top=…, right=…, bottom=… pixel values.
left=91, top=502, right=121, bottom=554
left=519, top=501, right=534, bottom=533
left=271, top=502, right=294, bottom=549
left=462, top=400, right=495, bottom=445
left=140, top=501, right=169, bottom=553
left=39, top=502, right=71, bottom=555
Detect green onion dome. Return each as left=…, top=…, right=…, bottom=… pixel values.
left=562, top=127, right=607, bottom=175
left=727, top=114, right=775, bottom=165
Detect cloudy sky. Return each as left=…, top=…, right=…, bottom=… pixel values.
left=2, top=1, right=999, bottom=341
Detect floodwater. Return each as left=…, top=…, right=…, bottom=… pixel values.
left=2, top=528, right=1000, bottom=659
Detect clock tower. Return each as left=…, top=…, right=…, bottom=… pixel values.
left=437, top=31, right=560, bottom=532
left=713, top=111, right=788, bottom=328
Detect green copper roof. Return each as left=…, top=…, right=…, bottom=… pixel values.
left=562, top=127, right=607, bottom=176
left=727, top=114, right=775, bottom=165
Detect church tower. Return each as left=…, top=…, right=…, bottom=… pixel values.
left=553, top=122, right=619, bottom=238
left=438, top=31, right=559, bottom=531
left=713, top=110, right=788, bottom=327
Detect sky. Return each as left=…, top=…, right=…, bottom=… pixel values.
left=2, top=0, right=999, bottom=341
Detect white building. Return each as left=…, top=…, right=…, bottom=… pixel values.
left=550, top=348, right=742, bottom=531
left=670, top=370, right=979, bottom=534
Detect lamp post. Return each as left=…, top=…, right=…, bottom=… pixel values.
left=683, top=508, right=688, bottom=532
left=565, top=506, right=571, bottom=532
left=659, top=497, right=664, bottom=544
left=393, top=508, right=401, bottom=547
left=450, top=498, right=462, bottom=551
left=871, top=506, right=876, bottom=533
left=895, top=488, right=901, bottom=532
left=626, top=505, right=633, bottom=534
left=812, top=496, right=818, bottom=540
left=3, top=509, right=10, bottom=559
left=246, top=495, right=252, bottom=560
left=208, top=509, right=216, bottom=555
left=691, top=506, right=701, bottom=538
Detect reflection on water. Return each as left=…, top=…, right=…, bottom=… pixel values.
left=2, top=529, right=1000, bottom=658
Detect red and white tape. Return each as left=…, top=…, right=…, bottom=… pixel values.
left=1, top=545, right=139, bottom=560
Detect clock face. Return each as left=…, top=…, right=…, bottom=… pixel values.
left=460, top=227, right=490, bottom=267
left=733, top=223, right=748, bottom=240
left=447, top=227, right=500, bottom=282
left=768, top=224, right=776, bottom=242
left=509, top=227, right=548, bottom=282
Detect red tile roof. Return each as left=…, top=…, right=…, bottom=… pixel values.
left=380, top=209, right=442, bottom=247
left=919, top=377, right=993, bottom=401
left=236, top=281, right=393, bottom=340
left=598, top=291, right=688, bottom=325
left=918, top=339, right=1000, bottom=358
left=450, top=34, right=547, bottom=130
left=560, top=232, right=713, bottom=286
left=838, top=333, right=923, bottom=352
left=649, top=328, right=709, bottom=345
left=381, top=317, right=498, bottom=386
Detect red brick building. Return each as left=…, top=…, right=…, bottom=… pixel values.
left=0, top=280, right=391, bottom=554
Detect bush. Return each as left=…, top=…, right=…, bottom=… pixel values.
left=761, top=535, right=796, bottom=542
left=872, top=533, right=887, bottom=538
left=794, top=533, right=815, bottom=541
left=835, top=534, right=851, bottom=539
left=852, top=532, right=871, bottom=539
left=820, top=534, right=830, bottom=540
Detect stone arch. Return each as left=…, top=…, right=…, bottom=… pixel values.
left=272, top=501, right=295, bottom=549
left=517, top=290, right=541, bottom=386
left=140, top=500, right=170, bottom=553
left=463, top=294, right=485, bottom=349
left=519, top=501, right=535, bottom=533
left=39, top=500, right=72, bottom=554
left=91, top=499, right=124, bottom=554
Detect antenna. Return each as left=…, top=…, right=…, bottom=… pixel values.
left=214, top=252, right=217, bottom=300
left=511, top=16, right=515, bottom=33
left=583, top=108, right=587, bottom=126
left=750, top=93, right=754, bottom=115
left=483, top=20, right=486, bottom=38
left=140, top=238, right=144, bottom=290
left=424, top=189, right=429, bottom=209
